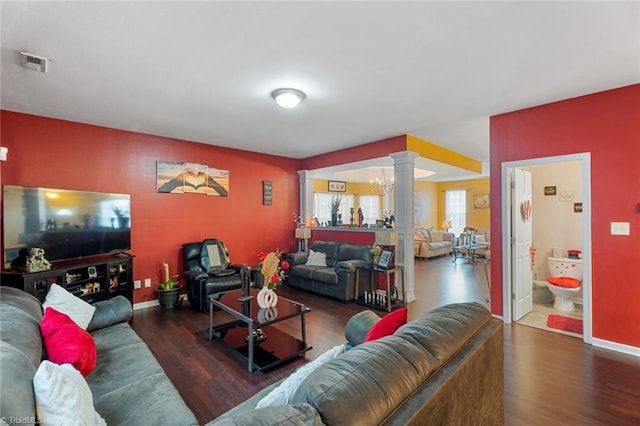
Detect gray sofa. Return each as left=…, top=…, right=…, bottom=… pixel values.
left=209, top=302, right=504, bottom=425
left=0, top=286, right=197, bottom=425
left=285, top=240, right=373, bottom=303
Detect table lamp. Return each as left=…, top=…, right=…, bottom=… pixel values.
left=442, top=220, right=452, bottom=232
left=294, top=227, right=312, bottom=252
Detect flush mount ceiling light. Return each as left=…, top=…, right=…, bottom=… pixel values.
left=271, top=88, right=305, bottom=109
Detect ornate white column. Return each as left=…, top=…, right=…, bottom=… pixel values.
left=390, top=151, right=418, bottom=302
left=298, top=170, right=314, bottom=223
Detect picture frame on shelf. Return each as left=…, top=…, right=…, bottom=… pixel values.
left=377, top=249, right=394, bottom=270
left=328, top=180, right=346, bottom=192
left=88, top=266, right=97, bottom=278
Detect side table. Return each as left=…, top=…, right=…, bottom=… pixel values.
left=355, top=266, right=406, bottom=312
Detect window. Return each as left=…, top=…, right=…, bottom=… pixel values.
left=359, top=195, right=380, bottom=225
left=314, top=193, right=354, bottom=225
left=445, top=190, right=466, bottom=235
left=340, top=195, right=355, bottom=221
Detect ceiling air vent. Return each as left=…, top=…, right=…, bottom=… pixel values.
left=20, top=51, right=49, bottom=73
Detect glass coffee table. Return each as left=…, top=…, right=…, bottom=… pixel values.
left=208, top=288, right=312, bottom=372
left=453, top=243, right=490, bottom=264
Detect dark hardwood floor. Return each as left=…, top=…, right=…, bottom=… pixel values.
left=131, top=256, right=640, bottom=425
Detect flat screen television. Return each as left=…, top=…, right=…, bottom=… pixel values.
left=3, top=185, right=131, bottom=268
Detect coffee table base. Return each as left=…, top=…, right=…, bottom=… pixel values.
left=208, top=288, right=312, bottom=372
left=210, top=324, right=311, bottom=372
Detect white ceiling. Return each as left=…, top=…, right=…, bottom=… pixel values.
left=1, top=1, right=638, bottom=182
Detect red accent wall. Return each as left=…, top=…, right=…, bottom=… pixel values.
left=310, top=229, right=376, bottom=246
left=301, top=135, right=407, bottom=170
left=490, top=84, right=640, bottom=347
left=0, top=111, right=301, bottom=303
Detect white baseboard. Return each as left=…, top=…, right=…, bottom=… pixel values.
left=592, top=337, right=640, bottom=357
left=133, top=299, right=159, bottom=311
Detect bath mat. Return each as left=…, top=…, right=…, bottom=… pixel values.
left=546, top=314, right=583, bottom=334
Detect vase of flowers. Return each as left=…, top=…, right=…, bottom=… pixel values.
left=256, top=250, right=289, bottom=308
left=369, top=244, right=382, bottom=266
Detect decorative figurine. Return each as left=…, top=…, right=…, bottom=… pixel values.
left=26, top=248, right=51, bottom=273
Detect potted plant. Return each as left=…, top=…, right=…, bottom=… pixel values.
left=156, top=275, right=182, bottom=308
left=330, top=196, right=342, bottom=226
left=156, top=261, right=182, bottom=308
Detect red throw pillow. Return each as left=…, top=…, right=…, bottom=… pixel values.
left=364, top=307, right=408, bottom=342
left=41, top=307, right=97, bottom=377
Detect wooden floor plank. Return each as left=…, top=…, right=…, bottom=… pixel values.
left=131, top=255, right=640, bottom=425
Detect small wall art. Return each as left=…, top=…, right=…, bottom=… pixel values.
left=328, top=180, right=346, bottom=192
left=263, top=181, right=272, bottom=205
left=559, top=191, right=574, bottom=202
left=156, top=161, right=229, bottom=196
left=574, top=203, right=583, bottom=213
left=473, top=193, right=490, bottom=209
left=544, top=186, right=557, bottom=196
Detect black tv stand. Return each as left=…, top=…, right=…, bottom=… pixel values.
left=1, top=254, right=134, bottom=305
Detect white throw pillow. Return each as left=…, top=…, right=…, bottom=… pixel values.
left=256, top=344, right=346, bottom=408
left=305, top=250, right=327, bottom=267
left=476, top=234, right=486, bottom=243
left=33, top=361, right=106, bottom=426
left=43, top=284, right=95, bottom=330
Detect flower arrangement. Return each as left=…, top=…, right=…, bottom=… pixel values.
left=383, top=210, right=395, bottom=228
left=369, top=244, right=382, bottom=265
left=258, top=250, right=289, bottom=290
left=293, top=213, right=306, bottom=228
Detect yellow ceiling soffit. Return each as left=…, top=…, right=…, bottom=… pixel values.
left=406, top=134, right=482, bottom=174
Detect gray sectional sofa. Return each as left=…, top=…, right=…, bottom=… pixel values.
left=209, top=302, right=504, bottom=425
left=285, top=240, right=373, bottom=303
left=0, top=286, right=197, bottom=425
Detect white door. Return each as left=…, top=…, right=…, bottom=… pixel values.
left=512, top=168, right=533, bottom=321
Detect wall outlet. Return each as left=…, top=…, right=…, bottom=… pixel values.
left=134, top=280, right=141, bottom=289
left=144, top=278, right=151, bottom=288
left=611, top=222, right=630, bottom=236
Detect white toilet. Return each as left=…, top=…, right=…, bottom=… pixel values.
left=533, top=280, right=554, bottom=303
left=546, top=257, right=583, bottom=311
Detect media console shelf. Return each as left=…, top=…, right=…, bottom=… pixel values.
left=1, top=253, right=134, bottom=305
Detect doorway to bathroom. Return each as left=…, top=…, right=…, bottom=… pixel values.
left=501, top=153, right=592, bottom=344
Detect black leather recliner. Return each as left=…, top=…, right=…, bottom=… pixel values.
left=182, top=239, right=243, bottom=312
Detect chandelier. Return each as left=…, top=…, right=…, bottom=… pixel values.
left=370, top=169, right=394, bottom=196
